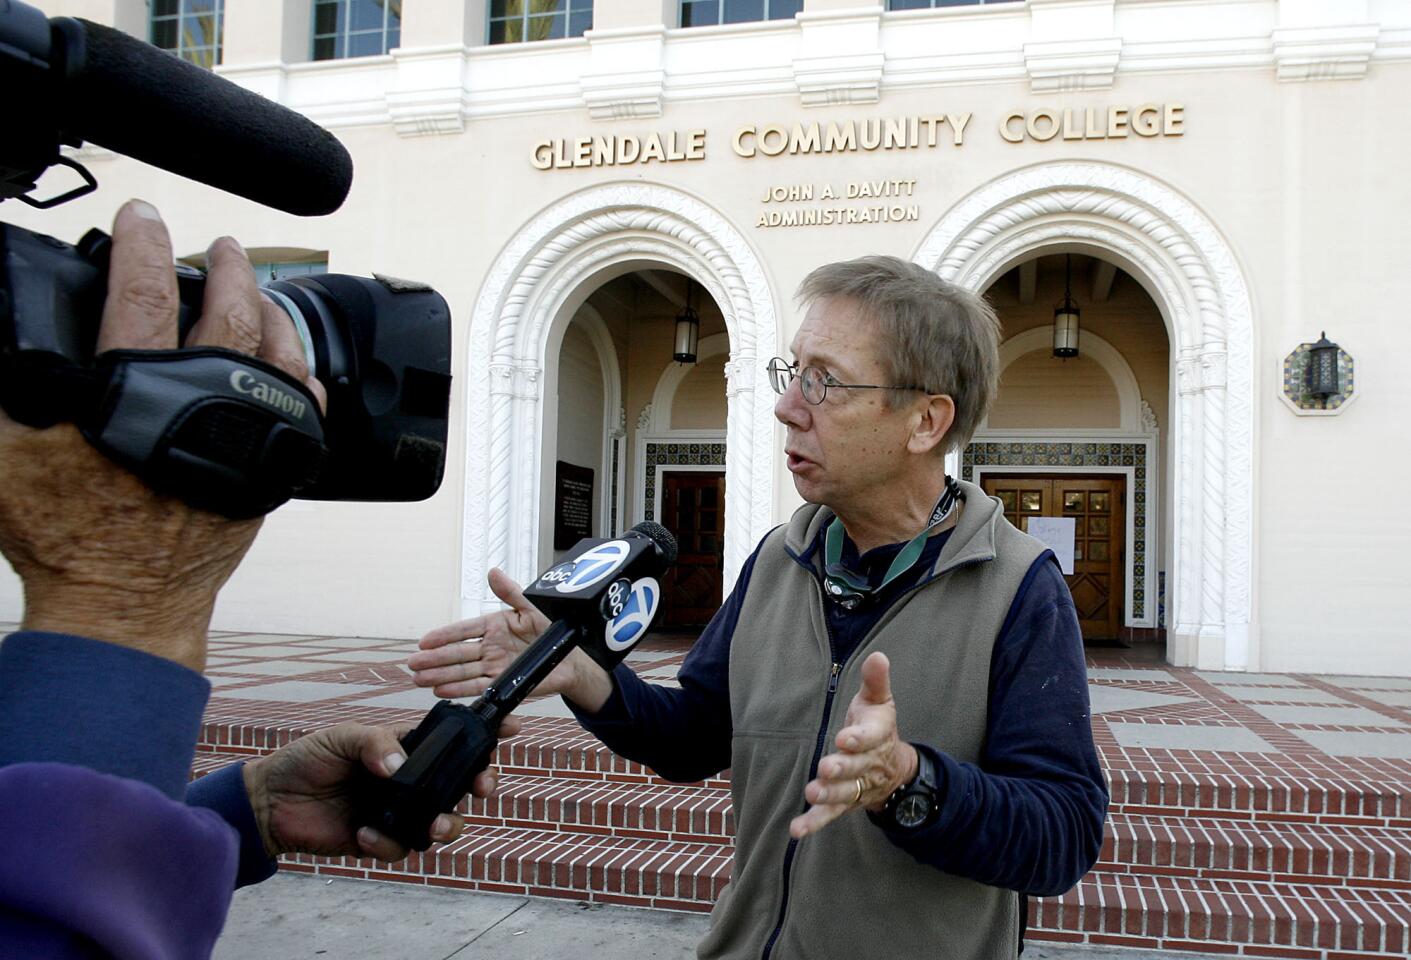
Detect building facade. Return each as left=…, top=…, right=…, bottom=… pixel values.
left=7, top=0, right=1410, bottom=675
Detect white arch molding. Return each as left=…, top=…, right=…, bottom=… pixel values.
left=989, top=327, right=1144, bottom=433
left=462, top=183, right=779, bottom=615
left=915, top=161, right=1254, bottom=671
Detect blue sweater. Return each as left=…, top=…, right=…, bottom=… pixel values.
left=573, top=523, right=1108, bottom=899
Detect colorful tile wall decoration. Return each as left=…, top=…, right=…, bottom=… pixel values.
left=642, top=442, right=726, bottom=522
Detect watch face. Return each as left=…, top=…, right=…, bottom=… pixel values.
left=895, top=792, right=932, bottom=829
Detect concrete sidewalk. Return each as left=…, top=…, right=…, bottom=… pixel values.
left=214, top=872, right=1232, bottom=960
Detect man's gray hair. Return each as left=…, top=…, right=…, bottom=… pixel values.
left=796, top=255, right=1002, bottom=455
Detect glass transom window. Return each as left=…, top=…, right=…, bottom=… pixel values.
left=489, top=0, right=594, bottom=44
left=313, top=0, right=402, bottom=60
left=150, top=0, right=223, bottom=68
left=681, top=0, right=801, bottom=28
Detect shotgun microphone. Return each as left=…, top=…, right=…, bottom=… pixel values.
left=356, top=522, right=677, bottom=850
left=1, top=9, right=352, bottom=215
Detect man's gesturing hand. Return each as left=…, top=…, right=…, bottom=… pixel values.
left=789, top=652, right=919, bottom=839
left=409, top=567, right=615, bottom=712
left=240, top=720, right=519, bottom=862
left=0, top=200, right=324, bottom=672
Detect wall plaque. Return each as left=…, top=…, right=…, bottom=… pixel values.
left=554, top=461, right=595, bottom=550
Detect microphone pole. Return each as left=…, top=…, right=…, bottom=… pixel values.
left=356, top=522, right=677, bottom=851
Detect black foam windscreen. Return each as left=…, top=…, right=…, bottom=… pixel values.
left=55, top=18, right=352, bottom=216
left=629, top=520, right=678, bottom=567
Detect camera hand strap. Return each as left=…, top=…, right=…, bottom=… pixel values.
left=79, top=348, right=328, bottom=519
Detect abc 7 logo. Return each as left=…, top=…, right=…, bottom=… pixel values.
left=602, top=579, right=630, bottom=619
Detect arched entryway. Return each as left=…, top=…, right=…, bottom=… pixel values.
left=461, top=183, right=779, bottom=617
left=916, top=162, right=1255, bottom=671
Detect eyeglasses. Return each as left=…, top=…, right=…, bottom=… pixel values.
left=766, top=357, right=929, bottom=406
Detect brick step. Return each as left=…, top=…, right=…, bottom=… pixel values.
left=466, top=773, right=733, bottom=845
left=1108, top=767, right=1411, bottom=827
left=1030, top=871, right=1411, bottom=958
left=192, top=748, right=256, bottom=777
left=1101, top=813, right=1411, bottom=888
left=197, top=715, right=730, bottom=789
left=281, top=824, right=730, bottom=913
left=193, top=749, right=736, bottom=848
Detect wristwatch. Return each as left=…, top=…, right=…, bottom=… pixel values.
left=870, top=746, right=940, bottom=831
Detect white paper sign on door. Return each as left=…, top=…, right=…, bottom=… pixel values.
left=1026, top=516, right=1076, bottom=575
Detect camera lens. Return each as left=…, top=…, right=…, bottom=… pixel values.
left=260, top=286, right=316, bottom=375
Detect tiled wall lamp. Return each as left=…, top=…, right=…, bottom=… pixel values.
left=1280, top=332, right=1355, bottom=415
left=1306, top=332, right=1341, bottom=398
left=1053, top=253, right=1081, bottom=359
left=674, top=280, right=701, bottom=364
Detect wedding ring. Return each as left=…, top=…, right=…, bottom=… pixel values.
left=852, top=777, right=864, bottom=805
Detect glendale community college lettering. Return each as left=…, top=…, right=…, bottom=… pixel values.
left=528, top=105, right=1186, bottom=169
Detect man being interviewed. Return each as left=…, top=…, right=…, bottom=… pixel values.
left=411, top=256, right=1107, bottom=959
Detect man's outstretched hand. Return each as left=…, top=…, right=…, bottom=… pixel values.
left=789, top=652, right=918, bottom=839
left=410, top=567, right=614, bottom=713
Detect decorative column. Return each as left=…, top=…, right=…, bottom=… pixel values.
left=1023, top=0, right=1121, bottom=92
left=217, top=0, right=313, bottom=103
left=722, top=355, right=759, bottom=589
left=390, top=0, right=480, bottom=135
left=46, top=1, right=148, bottom=36
left=794, top=2, right=883, bottom=106
left=1273, top=0, right=1378, bottom=82
left=580, top=0, right=672, bottom=119
left=485, top=358, right=544, bottom=598
left=1172, top=353, right=1203, bottom=668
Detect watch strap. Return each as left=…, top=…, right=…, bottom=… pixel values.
left=869, top=745, right=939, bottom=831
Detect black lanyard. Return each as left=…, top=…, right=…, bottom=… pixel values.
left=822, top=476, right=960, bottom=609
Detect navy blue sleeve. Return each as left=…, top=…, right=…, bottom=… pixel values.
left=186, top=762, right=279, bottom=888
left=878, top=555, right=1108, bottom=896
left=569, top=537, right=767, bottom=783
left=0, top=631, right=210, bottom=800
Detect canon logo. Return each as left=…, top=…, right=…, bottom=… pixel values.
left=229, top=370, right=307, bottom=419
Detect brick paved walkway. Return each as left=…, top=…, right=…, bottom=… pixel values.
left=174, top=631, right=1411, bottom=957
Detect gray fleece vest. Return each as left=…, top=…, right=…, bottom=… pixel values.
left=698, top=480, right=1046, bottom=960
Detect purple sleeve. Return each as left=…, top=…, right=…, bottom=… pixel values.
left=0, top=763, right=238, bottom=960
left=0, top=631, right=242, bottom=956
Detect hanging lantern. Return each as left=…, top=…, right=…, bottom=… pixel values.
left=674, top=281, right=700, bottom=364
left=1306, top=332, right=1340, bottom=399
left=1053, top=253, right=1081, bottom=359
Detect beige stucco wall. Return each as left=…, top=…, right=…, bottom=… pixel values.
left=551, top=321, right=607, bottom=561
left=5, top=2, right=1410, bottom=671
left=671, top=357, right=728, bottom=429
left=990, top=352, right=1122, bottom=429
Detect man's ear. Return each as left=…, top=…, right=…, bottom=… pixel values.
left=907, top=394, right=955, bottom=456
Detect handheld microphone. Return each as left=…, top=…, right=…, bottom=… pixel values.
left=5, top=11, right=352, bottom=215
left=355, top=522, right=678, bottom=851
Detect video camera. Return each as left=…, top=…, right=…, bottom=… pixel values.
left=0, top=0, right=451, bottom=518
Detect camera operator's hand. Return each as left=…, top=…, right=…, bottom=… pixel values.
left=0, top=200, right=325, bottom=672
left=409, top=568, right=615, bottom=713
left=240, top=719, right=521, bottom=861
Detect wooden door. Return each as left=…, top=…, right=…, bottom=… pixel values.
left=660, top=471, right=725, bottom=629
left=981, top=474, right=1125, bottom=642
